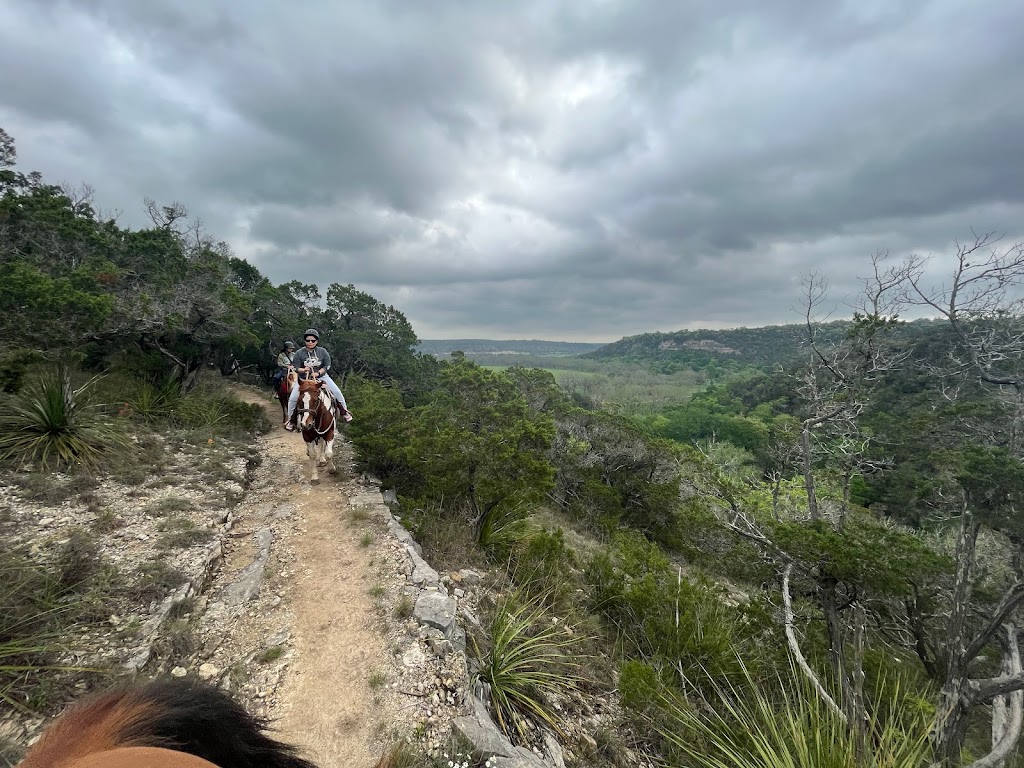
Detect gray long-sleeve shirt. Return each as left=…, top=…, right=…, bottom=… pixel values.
left=291, top=346, right=332, bottom=380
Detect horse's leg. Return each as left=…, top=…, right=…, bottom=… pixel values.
left=325, top=437, right=336, bottom=475
left=307, top=439, right=319, bottom=484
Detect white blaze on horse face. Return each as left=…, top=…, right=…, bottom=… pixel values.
left=300, top=391, right=311, bottom=428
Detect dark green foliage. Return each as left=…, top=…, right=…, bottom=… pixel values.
left=769, top=515, right=952, bottom=597
left=0, top=129, right=422, bottom=394
left=349, top=360, right=555, bottom=525
left=586, top=532, right=778, bottom=690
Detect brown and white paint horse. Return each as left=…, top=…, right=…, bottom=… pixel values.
left=16, top=676, right=395, bottom=768
left=294, top=377, right=336, bottom=484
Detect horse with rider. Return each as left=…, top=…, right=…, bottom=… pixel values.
left=274, top=330, right=352, bottom=431
left=278, top=329, right=352, bottom=483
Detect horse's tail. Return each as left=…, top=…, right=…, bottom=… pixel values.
left=19, top=677, right=318, bottom=768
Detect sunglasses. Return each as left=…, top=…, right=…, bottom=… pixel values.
left=304, top=338, right=317, bottom=343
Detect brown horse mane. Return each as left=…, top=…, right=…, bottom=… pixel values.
left=17, top=677, right=397, bottom=768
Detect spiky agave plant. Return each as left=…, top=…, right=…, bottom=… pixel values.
left=472, top=593, right=588, bottom=742
left=0, top=366, right=124, bottom=471
left=652, top=661, right=933, bottom=768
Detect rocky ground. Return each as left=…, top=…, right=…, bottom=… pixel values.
left=1, top=384, right=642, bottom=768
left=0, top=387, right=477, bottom=767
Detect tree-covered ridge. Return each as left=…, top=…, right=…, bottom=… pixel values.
left=349, top=244, right=1024, bottom=766
left=589, top=318, right=950, bottom=370
left=0, top=127, right=425, bottom=392
left=417, top=339, right=607, bottom=357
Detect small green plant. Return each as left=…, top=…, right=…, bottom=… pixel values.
left=156, top=516, right=214, bottom=549
left=360, top=532, right=374, bottom=548
left=369, top=585, right=386, bottom=598
left=91, top=508, right=123, bottom=533
left=125, top=378, right=182, bottom=423
left=167, top=596, right=196, bottom=619
left=350, top=505, right=373, bottom=522
left=478, top=505, right=537, bottom=560
left=0, top=367, right=125, bottom=470
left=368, top=669, right=387, bottom=689
left=143, top=495, right=193, bottom=517
left=127, top=561, right=188, bottom=603
left=473, top=593, right=586, bottom=741
left=256, top=645, right=285, bottom=664
left=394, top=594, right=414, bottom=619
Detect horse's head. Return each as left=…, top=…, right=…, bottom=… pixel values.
left=295, top=379, right=325, bottom=430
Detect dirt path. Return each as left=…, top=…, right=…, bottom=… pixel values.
left=232, top=387, right=387, bottom=768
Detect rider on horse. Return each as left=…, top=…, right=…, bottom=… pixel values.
left=284, top=328, right=352, bottom=431
left=272, top=341, right=296, bottom=388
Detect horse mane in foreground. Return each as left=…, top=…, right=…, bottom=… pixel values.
left=17, top=677, right=395, bottom=768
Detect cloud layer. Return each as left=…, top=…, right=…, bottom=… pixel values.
left=3, top=0, right=1022, bottom=340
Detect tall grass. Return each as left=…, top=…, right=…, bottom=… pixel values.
left=0, top=546, right=102, bottom=712
left=0, top=367, right=124, bottom=470
left=472, top=594, right=587, bottom=741
left=650, top=662, right=933, bottom=768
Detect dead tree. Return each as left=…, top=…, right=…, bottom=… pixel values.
left=897, top=233, right=1024, bottom=767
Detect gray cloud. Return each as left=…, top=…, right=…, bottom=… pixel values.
left=2, top=0, right=1023, bottom=340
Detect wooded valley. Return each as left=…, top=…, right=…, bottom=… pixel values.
left=4, top=124, right=1024, bottom=767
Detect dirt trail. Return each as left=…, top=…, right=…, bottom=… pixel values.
left=233, top=388, right=387, bottom=768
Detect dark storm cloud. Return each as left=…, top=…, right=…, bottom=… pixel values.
left=2, top=0, right=1022, bottom=339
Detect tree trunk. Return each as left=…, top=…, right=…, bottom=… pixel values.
left=967, top=624, right=1022, bottom=768
left=821, top=581, right=867, bottom=751
left=932, top=507, right=981, bottom=766
left=801, top=422, right=819, bottom=521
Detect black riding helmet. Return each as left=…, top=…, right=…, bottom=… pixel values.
left=303, top=328, right=320, bottom=341
left=283, top=341, right=296, bottom=350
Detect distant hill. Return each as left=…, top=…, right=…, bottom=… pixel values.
left=587, top=319, right=946, bottom=368
left=418, top=339, right=608, bottom=357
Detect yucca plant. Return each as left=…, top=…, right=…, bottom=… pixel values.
left=125, top=377, right=182, bottom=422
left=0, top=366, right=124, bottom=471
left=478, top=504, right=537, bottom=560
left=652, top=661, right=933, bottom=768
left=472, top=593, right=587, bottom=741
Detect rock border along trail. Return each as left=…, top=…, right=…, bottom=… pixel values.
left=207, top=387, right=396, bottom=767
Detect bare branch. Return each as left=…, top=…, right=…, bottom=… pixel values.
left=969, top=624, right=1023, bottom=768
left=783, top=563, right=847, bottom=722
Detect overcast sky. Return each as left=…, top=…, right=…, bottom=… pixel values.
left=2, top=0, right=1022, bottom=341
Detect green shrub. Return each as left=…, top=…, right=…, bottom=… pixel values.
left=127, top=561, right=188, bottom=604
left=586, top=531, right=777, bottom=691
left=156, top=516, right=214, bottom=549
left=0, top=367, right=125, bottom=470
left=125, top=378, right=183, bottom=423
left=509, top=526, right=577, bottom=605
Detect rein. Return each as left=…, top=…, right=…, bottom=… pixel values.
left=296, top=391, right=335, bottom=438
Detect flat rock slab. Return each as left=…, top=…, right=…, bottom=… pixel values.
left=452, top=716, right=517, bottom=761
left=414, top=591, right=457, bottom=637
left=222, top=527, right=273, bottom=606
